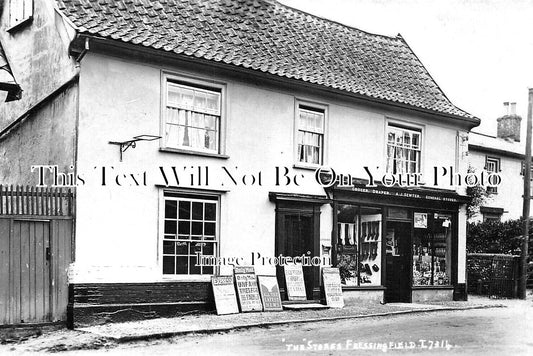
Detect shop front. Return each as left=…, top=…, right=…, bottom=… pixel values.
left=330, top=184, right=468, bottom=304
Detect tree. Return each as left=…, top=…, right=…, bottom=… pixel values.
left=465, top=165, right=488, bottom=220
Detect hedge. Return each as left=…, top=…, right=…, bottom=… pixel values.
left=466, top=218, right=530, bottom=254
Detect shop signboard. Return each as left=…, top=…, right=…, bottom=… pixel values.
left=322, top=267, right=344, bottom=308
left=234, top=266, right=263, bottom=312
left=257, top=275, right=283, bottom=311
left=211, top=275, right=239, bottom=315
left=284, top=264, right=307, bottom=301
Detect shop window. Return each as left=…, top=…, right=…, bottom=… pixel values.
left=161, top=192, right=219, bottom=275
left=336, top=205, right=382, bottom=286
left=386, top=124, right=421, bottom=174
left=163, top=78, right=222, bottom=153
left=412, top=213, right=452, bottom=286
left=296, top=104, right=325, bottom=165
left=9, top=0, right=33, bottom=29
left=485, top=156, right=500, bottom=194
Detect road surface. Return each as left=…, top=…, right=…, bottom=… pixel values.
left=61, top=300, right=532, bottom=355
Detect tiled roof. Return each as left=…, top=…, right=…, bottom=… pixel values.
left=57, top=0, right=477, bottom=121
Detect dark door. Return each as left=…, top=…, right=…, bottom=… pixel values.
left=385, top=221, right=412, bottom=302
left=275, top=209, right=319, bottom=300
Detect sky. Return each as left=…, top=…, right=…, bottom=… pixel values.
left=281, top=0, right=533, bottom=137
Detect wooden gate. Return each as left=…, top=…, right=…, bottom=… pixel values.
left=0, top=185, right=73, bottom=325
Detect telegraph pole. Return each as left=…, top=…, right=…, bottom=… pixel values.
left=520, top=88, right=533, bottom=299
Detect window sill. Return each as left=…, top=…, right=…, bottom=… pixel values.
left=160, top=147, right=229, bottom=159
left=7, top=17, right=33, bottom=33
left=293, top=163, right=321, bottom=171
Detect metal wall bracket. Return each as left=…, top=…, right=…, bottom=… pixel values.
left=109, top=135, right=161, bottom=161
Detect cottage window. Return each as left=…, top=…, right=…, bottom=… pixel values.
left=485, top=156, right=500, bottom=194
left=9, top=0, right=33, bottom=28
left=164, top=81, right=221, bottom=153
left=480, top=206, right=503, bottom=222
left=297, top=105, right=325, bottom=165
left=483, top=213, right=501, bottom=222
left=386, top=124, right=421, bottom=174
left=162, top=192, right=218, bottom=275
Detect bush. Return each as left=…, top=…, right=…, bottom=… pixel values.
left=466, top=218, right=530, bottom=254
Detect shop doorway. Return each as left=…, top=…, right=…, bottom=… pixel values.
left=274, top=202, right=321, bottom=301
left=282, top=213, right=315, bottom=298
left=385, top=221, right=412, bottom=302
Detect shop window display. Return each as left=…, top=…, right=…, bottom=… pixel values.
left=412, top=213, right=452, bottom=286
left=336, top=205, right=382, bottom=286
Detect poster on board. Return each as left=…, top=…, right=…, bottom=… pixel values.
left=414, top=212, right=428, bottom=229
left=234, top=266, right=263, bottom=312
left=322, top=267, right=344, bottom=308
left=211, top=275, right=239, bottom=315
left=284, top=264, right=307, bottom=301
left=257, top=275, right=283, bottom=311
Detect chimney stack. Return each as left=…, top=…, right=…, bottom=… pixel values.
left=510, top=102, right=517, bottom=115
left=497, top=102, right=521, bottom=142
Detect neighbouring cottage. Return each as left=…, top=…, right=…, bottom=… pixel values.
left=468, top=102, right=529, bottom=222
left=0, top=0, right=480, bottom=327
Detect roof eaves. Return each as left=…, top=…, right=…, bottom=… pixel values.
left=468, top=143, right=525, bottom=159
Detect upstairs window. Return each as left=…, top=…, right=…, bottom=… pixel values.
left=9, top=0, right=33, bottom=29
left=485, top=156, right=500, bottom=194
left=164, top=80, right=221, bottom=153
left=386, top=124, right=421, bottom=174
left=297, top=105, right=325, bottom=165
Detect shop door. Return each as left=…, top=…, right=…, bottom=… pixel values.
left=275, top=210, right=319, bottom=300
left=385, top=221, right=412, bottom=303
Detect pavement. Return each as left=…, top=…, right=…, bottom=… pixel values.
left=0, top=295, right=515, bottom=353
left=78, top=297, right=508, bottom=342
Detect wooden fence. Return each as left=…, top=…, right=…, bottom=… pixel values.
left=467, top=253, right=520, bottom=298
left=0, top=185, right=74, bottom=325
left=0, top=185, right=73, bottom=216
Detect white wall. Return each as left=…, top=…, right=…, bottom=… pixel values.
left=70, top=52, right=469, bottom=283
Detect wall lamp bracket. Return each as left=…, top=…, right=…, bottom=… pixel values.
left=109, top=135, right=161, bottom=161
